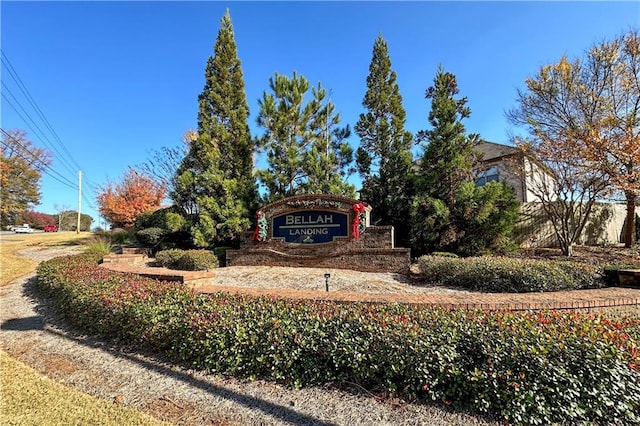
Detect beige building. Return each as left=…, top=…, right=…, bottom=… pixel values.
left=475, top=140, right=549, bottom=203
left=475, top=141, right=631, bottom=246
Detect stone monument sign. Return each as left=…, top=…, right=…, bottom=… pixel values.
left=226, top=194, right=410, bottom=273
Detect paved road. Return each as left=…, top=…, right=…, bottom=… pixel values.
left=0, top=230, right=79, bottom=235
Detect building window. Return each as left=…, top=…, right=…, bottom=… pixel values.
left=475, top=166, right=499, bottom=186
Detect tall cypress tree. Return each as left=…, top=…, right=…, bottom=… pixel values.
left=198, top=9, right=257, bottom=212
left=174, top=10, right=255, bottom=247
left=355, top=34, right=414, bottom=247
left=412, top=66, right=519, bottom=255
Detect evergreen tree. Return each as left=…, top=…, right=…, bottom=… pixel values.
left=174, top=10, right=254, bottom=246
left=412, top=66, right=519, bottom=255
left=416, top=65, right=479, bottom=202
left=256, top=72, right=355, bottom=202
left=354, top=34, right=414, bottom=246
left=198, top=9, right=257, bottom=212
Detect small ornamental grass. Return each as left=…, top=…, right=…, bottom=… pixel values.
left=83, top=236, right=113, bottom=256
left=155, top=249, right=218, bottom=271
left=417, top=255, right=603, bottom=292
left=37, top=254, right=640, bottom=425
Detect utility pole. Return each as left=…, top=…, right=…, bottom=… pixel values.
left=77, top=170, right=82, bottom=233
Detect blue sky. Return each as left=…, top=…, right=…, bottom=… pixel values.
left=1, top=1, right=638, bottom=227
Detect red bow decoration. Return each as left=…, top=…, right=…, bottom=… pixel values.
left=352, top=202, right=366, bottom=239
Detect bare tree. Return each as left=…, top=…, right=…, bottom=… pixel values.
left=508, top=29, right=639, bottom=249
left=513, top=136, right=610, bottom=256
left=136, top=130, right=193, bottom=202
left=54, top=204, right=71, bottom=231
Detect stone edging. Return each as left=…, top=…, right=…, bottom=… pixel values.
left=192, top=285, right=640, bottom=313
left=99, top=262, right=216, bottom=288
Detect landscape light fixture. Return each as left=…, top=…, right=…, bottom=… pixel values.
left=324, top=273, right=331, bottom=292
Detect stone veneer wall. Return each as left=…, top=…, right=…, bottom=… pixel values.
left=226, top=194, right=411, bottom=274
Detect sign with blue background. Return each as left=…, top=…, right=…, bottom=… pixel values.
left=272, top=210, right=349, bottom=244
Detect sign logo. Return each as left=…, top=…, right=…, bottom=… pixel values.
left=272, top=210, right=349, bottom=244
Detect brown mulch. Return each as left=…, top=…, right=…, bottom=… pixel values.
left=101, top=245, right=640, bottom=314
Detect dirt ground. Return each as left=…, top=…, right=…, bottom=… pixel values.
left=514, top=245, right=640, bottom=266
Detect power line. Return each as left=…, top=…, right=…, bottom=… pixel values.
left=82, top=193, right=96, bottom=210
left=0, top=143, right=77, bottom=191
left=1, top=129, right=78, bottom=190
left=1, top=50, right=103, bottom=212
left=0, top=132, right=78, bottom=190
left=82, top=175, right=101, bottom=197
left=1, top=87, right=79, bottom=178
left=1, top=51, right=84, bottom=173
left=2, top=50, right=141, bottom=219
left=0, top=138, right=44, bottom=171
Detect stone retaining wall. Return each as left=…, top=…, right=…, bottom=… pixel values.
left=99, top=259, right=216, bottom=289
left=227, top=226, right=411, bottom=274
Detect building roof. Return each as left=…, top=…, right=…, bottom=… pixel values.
left=413, top=140, right=520, bottom=171
left=476, top=140, right=520, bottom=161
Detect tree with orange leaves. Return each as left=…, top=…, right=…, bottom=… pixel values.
left=509, top=29, right=640, bottom=248
left=97, top=168, right=166, bottom=229
left=0, top=129, right=51, bottom=227
left=584, top=30, right=640, bottom=247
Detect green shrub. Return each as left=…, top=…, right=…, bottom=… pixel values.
left=36, top=254, right=640, bottom=425
left=155, top=249, right=184, bottom=269
left=416, top=255, right=603, bottom=292
left=155, top=249, right=218, bottom=271
left=176, top=250, right=218, bottom=271
left=213, top=247, right=230, bottom=267
left=134, top=206, right=186, bottom=232
left=135, top=227, right=167, bottom=249
left=431, top=251, right=459, bottom=258
left=134, top=207, right=193, bottom=250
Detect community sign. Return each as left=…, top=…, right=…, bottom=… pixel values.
left=271, top=210, right=349, bottom=244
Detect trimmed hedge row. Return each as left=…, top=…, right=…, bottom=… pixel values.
left=36, top=254, right=640, bottom=425
left=155, top=249, right=218, bottom=271
left=417, top=255, right=604, bottom=292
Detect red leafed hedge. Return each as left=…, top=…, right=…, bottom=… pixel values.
left=37, top=254, right=640, bottom=425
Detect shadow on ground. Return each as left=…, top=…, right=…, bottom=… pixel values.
left=4, top=277, right=337, bottom=426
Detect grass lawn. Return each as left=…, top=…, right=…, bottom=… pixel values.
left=0, top=232, right=91, bottom=286
left=0, top=351, right=169, bottom=426
left=0, top=232, right=168, bottom=426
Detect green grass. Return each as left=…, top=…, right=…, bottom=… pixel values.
left=0, top=350, right=169, bottom=426
left=0, top=232, right=89, bottom=286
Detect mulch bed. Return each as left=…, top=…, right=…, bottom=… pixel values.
left=100, top=245, right=640, bottom=315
